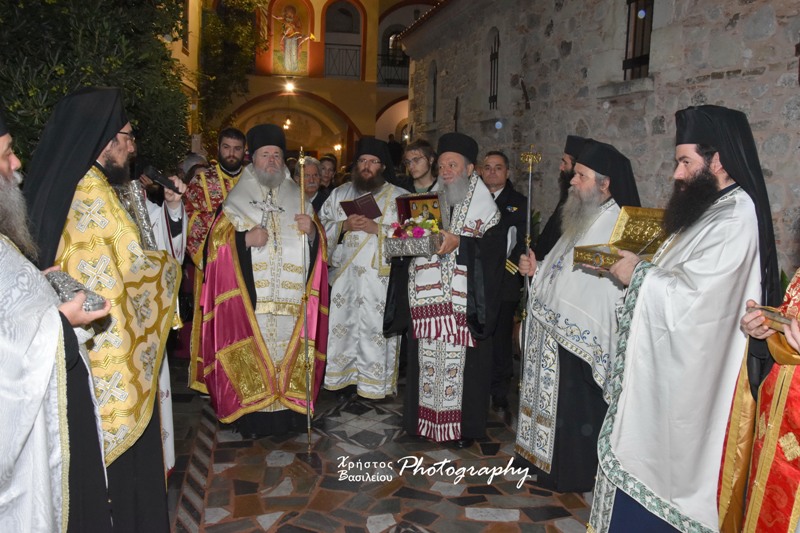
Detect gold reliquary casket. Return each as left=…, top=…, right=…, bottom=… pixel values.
left=384, top=192, right=450, bottom=259
left=573, top=207, right=666, bottom=269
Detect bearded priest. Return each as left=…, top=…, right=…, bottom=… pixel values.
left=515, top=139, right=640, bottom=493
left=196, top=124, right=328, bottom=438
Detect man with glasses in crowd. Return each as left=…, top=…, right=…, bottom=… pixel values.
left=402, top=139, right=438, bottom=193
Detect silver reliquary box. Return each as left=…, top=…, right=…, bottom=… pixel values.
left=384, top=192, right=449, bottom=259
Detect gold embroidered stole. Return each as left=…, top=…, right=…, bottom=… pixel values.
left=57, top=167, right=180, bottom=465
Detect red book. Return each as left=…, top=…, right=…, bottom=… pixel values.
left=340, top=193, right=382, bottom=219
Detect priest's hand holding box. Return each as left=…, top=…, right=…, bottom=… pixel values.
left=573, top=207, right=666, bottom=269
left=384, top=192, right=451, bottom=259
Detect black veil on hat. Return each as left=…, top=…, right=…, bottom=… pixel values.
left=563, top=135, right=586, bottom=159
left=353, top=136, right=396, bottom=182
left=675, top=105, right=779, bottom=307
left=246, top=124, right=285, bottom=156
left=437, top=132, right=479, bottom=165
left=24, top=86, right=129, bottom=267
left=575, top=139, right=641, bottom=208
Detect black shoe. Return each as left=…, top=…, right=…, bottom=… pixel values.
left=452, top=438, right=474, bottom=449
left=361, top=395, right=394, bottom=404
left=336, top=391, right=354, bottom=403
left=491, top=395, right=509, bottom=412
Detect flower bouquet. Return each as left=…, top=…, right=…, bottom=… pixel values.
left=391, top=217, right=440, bottom=239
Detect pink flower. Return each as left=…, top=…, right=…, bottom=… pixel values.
left=412, top=226, right=425, bottom=238
left=391, top=222, right=400, bottom=229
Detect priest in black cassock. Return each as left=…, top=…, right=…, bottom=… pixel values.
left=534, top=135, right=586, bottom=260
left=26, top=88, right=176, bottom=533
left=515, top=140, right=640, bottom=492
left=385, top=132, right=507, bottom=449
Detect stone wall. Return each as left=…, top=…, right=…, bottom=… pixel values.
left=404, top=0, right=800, bottom=273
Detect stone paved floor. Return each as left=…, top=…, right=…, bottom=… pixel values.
left=167, top=358, right=590, bottom=533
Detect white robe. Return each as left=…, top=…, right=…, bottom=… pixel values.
left=146, top=199, right=186, bottom=474
left=320, top=181, right=405, bottom=398
left=591, top=187, right=762, bottom=532
left=516, top=199, right=624, bottom=469
left=0, top=236, right=68, bottom=532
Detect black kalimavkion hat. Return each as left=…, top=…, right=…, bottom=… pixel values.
left=246, top=124, right=286, bottom=155
left=437, top=132, right=479, bottom=165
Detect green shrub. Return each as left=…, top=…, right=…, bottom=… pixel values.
left=199, top=0, right=264, bottom=154
left=0, top=0, right=189, bottom=171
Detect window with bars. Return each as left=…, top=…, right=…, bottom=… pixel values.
left=378, top=30, right=409, bottom=85
left=324, top=1, right=362, bottom=79
left=623, top=0, right=654, bottom=80
left=488, top=30, right=499, bottom=109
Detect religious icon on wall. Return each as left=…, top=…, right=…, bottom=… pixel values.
left=269, top=1, right=314, bottom=75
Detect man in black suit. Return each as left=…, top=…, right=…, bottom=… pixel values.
left=481, top=150, right=527, bottom=412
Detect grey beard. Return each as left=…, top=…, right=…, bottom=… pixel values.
left=442, top=173, right=470, bottom=206
left=559, top=184, right=606, bottom=243
left=0, top=176, right=38, bottom=261
left=254, top=166, right=285, bottom=190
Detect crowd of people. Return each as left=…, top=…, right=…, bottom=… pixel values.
left=1, top=85, right=797, bottom=533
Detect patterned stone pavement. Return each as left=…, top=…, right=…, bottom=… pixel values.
left=167, top=358, right=590, bottom=533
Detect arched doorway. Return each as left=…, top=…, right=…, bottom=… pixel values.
left=227, top=91, right=363, bottom=164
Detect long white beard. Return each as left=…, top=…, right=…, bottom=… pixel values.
left=0, top=175, right=38, bottom=260
left=559, top=185, right=606, bottom=243
left=443, top=173, right=470, bottom=206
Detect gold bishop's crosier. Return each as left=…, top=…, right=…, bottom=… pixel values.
left=519, top=145, right=542, bottom=353
left=520, top=145, right=542, bottom=250
left=298, top=147, right=313, bottom=453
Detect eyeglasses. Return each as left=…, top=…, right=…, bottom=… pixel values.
left=118, top=130, right=136, bottom=142
left=402, top=156, right=426, bottom=167
left=357, top=158, right=382, bottom=166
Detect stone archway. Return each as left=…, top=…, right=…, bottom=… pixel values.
left=226, top=91, right=362, bottom=163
